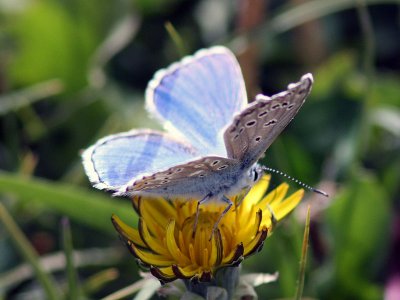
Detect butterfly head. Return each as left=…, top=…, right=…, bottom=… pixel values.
left=248, top=163, right=264, bottom=185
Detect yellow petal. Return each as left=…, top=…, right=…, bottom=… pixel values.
left=273, top=189, right=304, bottom=221
left=151, top=266, right=177, bottom=282
left=157, top=266, right=175, bottom=277
left=129, top=242, right=175, bottom=267
left=139, top=219, right=170, bottom=256
left=239, top=175, right=270, bottom=213
left=188, top=243, right=198, bottom=266
left=208, top=229, right=223, bottom=267
left=166, top=219, right=191, bottom=265
left=237, top=209, right=262, bottom=244
left=243, top=227, right=268, bottom=256
left=202, top=248, right=209, bottom=268
left=111, top=215, right=146, bottom=248
left=256, top=183, right=289, bottom=211
left=173, top=264, right=201, bottom=279
left=140, top=201, right=170, bottom=235
left=221, top=243, right=244, bottom=265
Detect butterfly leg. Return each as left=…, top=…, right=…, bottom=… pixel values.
left=234, top=186, right=251, bottom=209
left=209, top=195, right=233, bottom=241
left=193, top=193, right=212, bottom=237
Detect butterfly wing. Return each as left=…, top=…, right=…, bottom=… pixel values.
left=82, top=130, right=198, bottom=194
left=146, top=46, right=247, bottom=157
left=126, top=156, right=239, bottom=197
left=223, top=74, right=313, bottom=168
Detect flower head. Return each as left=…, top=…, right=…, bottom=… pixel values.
left=112, top=175, right=304, bottom=283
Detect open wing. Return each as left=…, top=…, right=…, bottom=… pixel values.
left=82, top=130, right=198, bottom=194
left=146, top=46, right=247, bottom=157
left=223, top=74, right=313, bottom=169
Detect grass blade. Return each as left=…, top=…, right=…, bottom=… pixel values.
left=0, top=79, right=63, bottom=116
left=294, top=205, right=311, bottom=300
left=165, top=21, right=188, bottom=57
left=0, top=203, right=59, bottom=300
left=61, top=218, right=82, bottom=300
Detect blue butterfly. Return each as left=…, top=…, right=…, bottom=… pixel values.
left=82, top=46, right=313, bottom=221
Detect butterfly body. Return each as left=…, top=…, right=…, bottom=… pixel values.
left=82, top=46, right=313, bottom=207
left=126, top=159, right=261, bottom=202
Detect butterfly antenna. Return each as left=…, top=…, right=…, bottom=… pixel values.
left=261, top=166, right=329, bottom=197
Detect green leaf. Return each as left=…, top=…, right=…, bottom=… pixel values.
left=0, top=172, right=137, bottom=234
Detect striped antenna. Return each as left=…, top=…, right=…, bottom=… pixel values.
left=261, top=166, right=329, bottom=197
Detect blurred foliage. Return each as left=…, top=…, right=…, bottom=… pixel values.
left=0, top=0, right=399, bottom=299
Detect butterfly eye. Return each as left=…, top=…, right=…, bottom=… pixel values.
left=253, top=170, right=259, bottom=182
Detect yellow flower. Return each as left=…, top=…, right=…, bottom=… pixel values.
left=112, top=175, right=304, bottom=283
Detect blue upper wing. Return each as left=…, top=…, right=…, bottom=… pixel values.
left=82, top=130, right=198, bottom=194
left=146, top=46, right=247, bottom=157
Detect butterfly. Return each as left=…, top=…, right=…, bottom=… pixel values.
left=82, top=46, right=313, bottom=224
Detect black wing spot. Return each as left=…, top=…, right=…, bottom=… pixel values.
left=272, top=104, right=280, bottom=110
left=161, top=180, right=169, bottom=184
left=218, top=165, right=228, bottom=170
left=199, top=174, right=205, bottom=178
left=263, top=120, right=277, bottom=127
left=258, top=111, right=268, bottom=118
left=287, top=104, right=295, bottom=110
left=245, top=120, right=256, bottom=127
left=239, top=127, right=244, bottom=133
left=233, top=134, right=239, bottom=141
left=281, top=102, right=288, bottom=107
left=175, top=168, right=183, bottom=173
left=212, top=160, right=220, bottom=166
left=255, top=136, right=261, bottom=142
